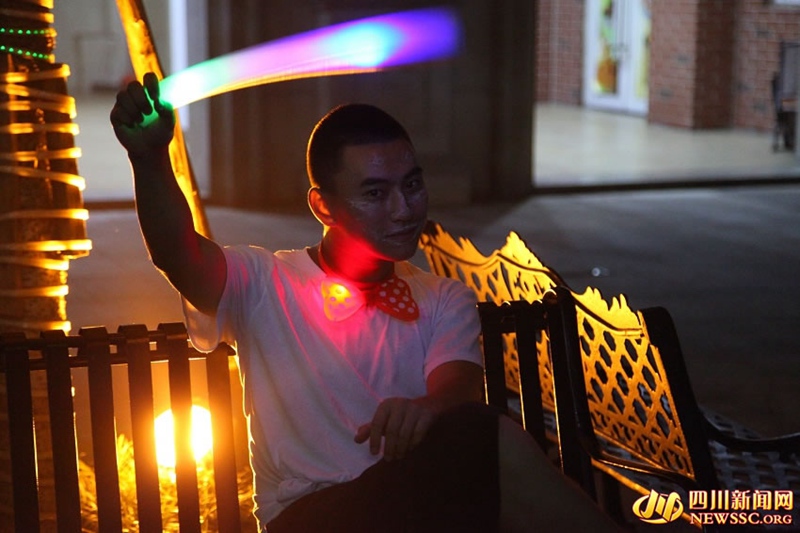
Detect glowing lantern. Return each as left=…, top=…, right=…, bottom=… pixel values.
left=154, top=405, right=213, bottom=469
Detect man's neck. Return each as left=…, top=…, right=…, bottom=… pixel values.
left=314, top=238, right=394, bottom=288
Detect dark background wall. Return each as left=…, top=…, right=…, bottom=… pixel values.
left=206, top=0, right=536, bottom=211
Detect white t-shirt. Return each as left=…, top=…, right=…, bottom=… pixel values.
left=183, top=246, right=482, bottom=525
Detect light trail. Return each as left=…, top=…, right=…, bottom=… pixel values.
left=158, top=7, right=461, bottom=109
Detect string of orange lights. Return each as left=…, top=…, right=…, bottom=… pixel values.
left=0, top=62, right=91, bottom=332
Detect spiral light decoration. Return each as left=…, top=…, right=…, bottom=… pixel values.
left=0, top=1, right=90, bottom=335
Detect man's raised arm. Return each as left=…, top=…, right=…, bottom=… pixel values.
left=110, top=73, right=225, bottom=315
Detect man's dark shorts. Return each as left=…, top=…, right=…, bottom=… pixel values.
left=266, top=402, right=501, bottom=533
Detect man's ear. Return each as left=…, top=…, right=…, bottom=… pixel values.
left=308, top=187, right=336, bottom=226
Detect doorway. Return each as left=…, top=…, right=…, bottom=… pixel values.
left=583, top=0, right=651, bottom=115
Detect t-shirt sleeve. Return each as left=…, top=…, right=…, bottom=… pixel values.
left=182, top=297, right=220, bottom=353
left=423, top=280, right=483, bottom=378
left=183, top=245, right=272, bottom=352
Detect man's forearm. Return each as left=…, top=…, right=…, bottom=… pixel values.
left=128, top=146, right=226, bottom=315
left=111, top=74, right=226, bottom=315
left=423, top=360, right=485, bottom=414
left=130, top=147, right=198, bottom=276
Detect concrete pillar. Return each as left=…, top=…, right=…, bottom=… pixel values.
left=649, top=0, right=734, bottom=129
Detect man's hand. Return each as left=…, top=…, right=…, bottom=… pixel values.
left=110, top=72, right=175, bottom=156
left=354, top=397, right=442, bottom=461
left=355, top=361, right=484, bottom=461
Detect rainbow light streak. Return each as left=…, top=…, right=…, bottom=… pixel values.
left=159, top=7, right=461, bottom=109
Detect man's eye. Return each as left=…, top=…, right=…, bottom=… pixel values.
left=405, top=177, right=424, bottom=191
left=364, top=189, right=384, bottom=199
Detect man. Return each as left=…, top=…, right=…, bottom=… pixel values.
left=111, top=73, right=621, bottom=532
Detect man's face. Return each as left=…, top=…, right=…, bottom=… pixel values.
left=326, top=139, right=428, bottom=262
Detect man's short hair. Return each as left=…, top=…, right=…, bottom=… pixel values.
left=306, top=103, right=412, bottom=193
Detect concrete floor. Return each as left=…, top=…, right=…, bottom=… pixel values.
left=534, top=103, right=800, bottom=186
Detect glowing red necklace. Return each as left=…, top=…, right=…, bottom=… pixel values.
left=317, top=244, right=419, bottom=322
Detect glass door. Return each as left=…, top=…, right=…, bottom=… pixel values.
left=583, top=0, right=651, bottom=115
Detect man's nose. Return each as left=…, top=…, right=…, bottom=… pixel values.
left=389, top=188, right=413, bottom=220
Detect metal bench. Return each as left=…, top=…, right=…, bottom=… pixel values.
left=420, top=221, right=566, bottom=434
left=478, top=299, right=550, bottom=452
left=0, top=323, right=248, bottom=532
left=421, top=222, right=800, bottom=530
left=546, top=286, right=800, bottom=530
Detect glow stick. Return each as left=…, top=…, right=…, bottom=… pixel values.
left=159, top=7, right=461, bottom=109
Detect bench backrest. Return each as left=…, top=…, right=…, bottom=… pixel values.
left=478, top=300, right=550, bottom=451
left=0, top=323, right=246, bottom=532
left=420, top=221, right=564, bottom=406
left=420, top=222, right=703, bottom=482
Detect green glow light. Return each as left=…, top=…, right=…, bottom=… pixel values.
left=0, top=27, right=53, bottom=36
left=0, top=44, right=50, bottom=60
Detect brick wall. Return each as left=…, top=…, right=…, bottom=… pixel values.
left=535, top=0, right=552, bottom=101
left=536, top=0, right=800, bottom=131
left=733, top=0, right=800, bottom=131
left=648, top=0, right=735, bottom=128
left=693, top=1, right=735, bottom=128
left=649, top=0, right=699, bottom=127
left=648, top=0, right=736, bottom=128
left=536, top=0, right=584, bottom=105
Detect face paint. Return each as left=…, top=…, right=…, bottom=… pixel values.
left=368, top=153, right=386, bottom=167
left=327, top=140, right=428, bottom=265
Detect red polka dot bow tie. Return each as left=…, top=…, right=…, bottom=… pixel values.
left=321, top=274, right=420, bottom=322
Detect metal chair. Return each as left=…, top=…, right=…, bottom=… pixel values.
left=772, top=41, right=799, bottom=151
left=0, top=323, right=247, bottom=533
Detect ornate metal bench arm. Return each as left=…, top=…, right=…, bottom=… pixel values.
left=590, top=450, right=702, bottom=492
left=704, top=420, right=800, bottom=459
